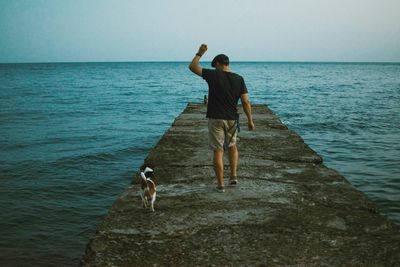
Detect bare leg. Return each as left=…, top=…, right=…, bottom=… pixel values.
left=213, top=149, right=224, bottom=188
left=229, top=144, right=238, bottom=178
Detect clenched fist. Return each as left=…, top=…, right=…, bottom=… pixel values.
left=198, top=44, right=208, bottom=56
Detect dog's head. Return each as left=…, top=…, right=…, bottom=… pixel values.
left=140, top=164, right=156, bottom=194
left=142, top=166, right=154, bottom=179
left=140, top=163, right=155, bottom=182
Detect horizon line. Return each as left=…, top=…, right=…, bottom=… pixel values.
left=1, top=60, right=399, bottom=64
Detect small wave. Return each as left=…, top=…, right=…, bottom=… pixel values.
left=337, top=84, right=354, bottom=89
left=1, top=135, right=103, bottom=153
left=75, top=85, right=95, bottom=89
left=50, top=145, right=152, bottom=168
left=0, top=159, right=46, bottom=179
left=307, top=85, right=320, bottom=90
left=0, top=143, right=32, bottom=151
left=114, top=86, right=133, bottom=89
left=55, top=151, right=118, bottom=166
left=298, top=121, right=341, bottom=132
left=119, top=91, right=137, bottom=97
left=43, top=135, right=100, bottom=145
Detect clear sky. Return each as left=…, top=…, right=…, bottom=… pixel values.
left=1, top=0, right=399, bottom=63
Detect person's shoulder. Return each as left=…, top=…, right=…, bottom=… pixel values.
left=229, top=72, right=244, bottom=80
left=202, top=68, right=217, bottom=80
left=202, top=68, right=215, bottom=75
left=203, top=68, right=216, bottom=74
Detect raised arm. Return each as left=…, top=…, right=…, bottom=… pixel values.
left=240, top=93, right=255, bottom=130
left=189, top=44, right=208, bottom=77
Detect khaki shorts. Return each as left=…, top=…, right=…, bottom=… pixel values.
left=208, top=119, right=237, bottom=150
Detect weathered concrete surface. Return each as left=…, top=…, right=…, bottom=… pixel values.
left=81, top=103, right=400, bottom=266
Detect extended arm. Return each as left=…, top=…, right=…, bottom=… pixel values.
left=240, top=93, right=255, bottom=130
left=189, top=44, right=208, bottom=77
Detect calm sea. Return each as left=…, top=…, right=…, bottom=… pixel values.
left=1, top=62, right=399, bottom=266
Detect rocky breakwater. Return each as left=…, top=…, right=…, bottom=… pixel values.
left=81, top=103, right=400, bottom=266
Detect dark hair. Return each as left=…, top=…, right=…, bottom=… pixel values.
left=211, top=54, right=229, bottom=67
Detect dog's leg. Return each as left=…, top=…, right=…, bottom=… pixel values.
left=140, top=192, right=147, bottom=208
left=150, top=192, right=156, bottom=212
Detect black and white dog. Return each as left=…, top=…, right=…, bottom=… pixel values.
left=139, top=165, right=157, bottom=212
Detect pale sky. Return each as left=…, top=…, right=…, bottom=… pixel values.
left=1, top=0, right=399, bottom=63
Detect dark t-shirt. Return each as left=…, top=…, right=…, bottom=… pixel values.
left=202, top=68, right=248, bottom=120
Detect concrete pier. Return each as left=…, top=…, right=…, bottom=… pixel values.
left=81, top=103, right=400, bottom=266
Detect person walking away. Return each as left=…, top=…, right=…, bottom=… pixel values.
left=188, top=44, right=255, bottom=192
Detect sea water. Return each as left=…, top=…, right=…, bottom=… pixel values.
left=0, top=62, right=399, bottom=266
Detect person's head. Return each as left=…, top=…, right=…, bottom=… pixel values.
left=211, top=54, right=229, bottom=70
